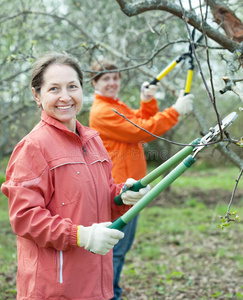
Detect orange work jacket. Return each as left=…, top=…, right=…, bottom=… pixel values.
left=89, top=93, right=179, bottom=184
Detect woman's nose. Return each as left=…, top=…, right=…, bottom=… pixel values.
left=59, top=89, right=71, bottom=100
left=109, top=79, right=117, bottom=85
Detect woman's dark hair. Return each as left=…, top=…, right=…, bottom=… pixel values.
left=31, top=52, right=83, bottom=94
left=90, top=60, right=122, bottom=83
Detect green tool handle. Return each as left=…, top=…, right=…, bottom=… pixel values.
left=109, top=155, right=196, bottom=230
left=114, top=139, right=200, bottom=206
left=114, top=180, right=146, bottom=206
left=140, top=141, right=199, bottom=186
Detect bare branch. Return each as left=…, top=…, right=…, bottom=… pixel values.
left=85, top=39, right=188, bottom=80
left=208, top=0, right=243, bottom=42
left=111, top=109, right=190, bottom=147
left=225, top=168, right=243, bottom=217
left=111, top=108, right=240, bottom=151
left=179, top=0, right=223, bottom=137
left=216, top=142, right=243, bottom=169
left=219, top=76, right=243, bottom=102
left=115, top=0, right=241, bottom=53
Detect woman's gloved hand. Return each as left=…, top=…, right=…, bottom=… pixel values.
left=77, top=222, right=124, bottom=255
left=121, top=178, right=151, bottom=205
left=140, top=81, right=160, bottom=103
left=172, top=90, right=194, bottom=115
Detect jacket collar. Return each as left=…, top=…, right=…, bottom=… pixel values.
left=41, top=110, right=98, bottom=144
left=94, top=92, right=119, bottom=103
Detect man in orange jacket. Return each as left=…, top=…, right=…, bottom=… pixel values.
left=89, top=60, right=194, bottom=300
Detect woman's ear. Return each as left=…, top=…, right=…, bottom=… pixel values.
left=91, top=80, right=96, bottom=88
left=32, top=87, right=41, bottom=107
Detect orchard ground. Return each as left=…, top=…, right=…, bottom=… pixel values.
left=1, top=166, right=243, bottom=299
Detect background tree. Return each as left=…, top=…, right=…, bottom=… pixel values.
left=0, top=0, right=242, bottom=168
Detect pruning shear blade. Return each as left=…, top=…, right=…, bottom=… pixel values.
left=193, top=112, right=238, bottom=156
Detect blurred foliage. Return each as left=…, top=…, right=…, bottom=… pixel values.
left=0, top=0, right=243, bottom=167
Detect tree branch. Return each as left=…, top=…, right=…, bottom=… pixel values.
left=208, top=0, right=243, bottom=43
left=115, top=0, right=242, bottom=53
left=219, top=76, right=243, bottom=102
left=225, top=167, right=243, bottom=218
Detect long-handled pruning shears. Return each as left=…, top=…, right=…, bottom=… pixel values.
left=149, top=28, right=203, bottom=96
left=109, top=112, right=238, bottom=230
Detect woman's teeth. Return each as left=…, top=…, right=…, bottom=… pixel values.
left=58, top=105, right=72, bottom=110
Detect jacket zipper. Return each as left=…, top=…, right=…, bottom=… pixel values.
left=82, top=145, right=87, bottom=156
left=57, top=142, right=91, bottom=286
left=81, top=141, right=106, bottom=298
left=58, top=250, right=63, bottom=284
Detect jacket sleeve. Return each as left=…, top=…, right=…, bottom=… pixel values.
left=133, top=98, right=159, bottom=119
left=1, top=140, right=77, bottom=251
left=108, top=174, right=131, bottom=221
left=91, top=101, right=179, bottom=144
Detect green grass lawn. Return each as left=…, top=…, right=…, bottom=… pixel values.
left=147, top=163, right=243, bottom=191
left=0, top=193, right=16, bottom=300
left=123, top=202, right=243, bottom=299
left=1, top=165, right=243, bottom=299
left=172, top=167, right=243, bottom=191
left=122, top=165, right=243, bottom=299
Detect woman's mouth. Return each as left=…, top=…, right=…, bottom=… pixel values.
left=57, top=105, right=73, bottom=110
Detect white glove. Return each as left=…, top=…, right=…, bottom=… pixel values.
left=77, top=222, right=124, bottom=255
left=140, top=81, right=160, bottom=103
left=121, top=178, right=151, bottom=205
left=172, top=90, right=194, bottom=115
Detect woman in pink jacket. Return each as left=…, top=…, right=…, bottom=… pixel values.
left=1, top=52, right=150, bottom=300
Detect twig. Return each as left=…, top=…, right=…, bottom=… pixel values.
left=219, top=77, right=243, bottom=102
left=111, top=109, right=188, bottom=146
left=86, top=39, right=189, bottom=80
left=111, top=108, right=238, bottom=147
left=225, top=168, right=243, bottom=218
left=179, top=0, right=223, bottom=136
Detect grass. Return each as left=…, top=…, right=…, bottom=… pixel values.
left=147, top=163, right=243, bottom=191
left=0, top=193, right=17, bottom=300
left=1, top=164, right=243, bottom=299
left=122, top=200, right=243, bottom=299
left=121, top=164, right=243, bottom=299
left=0, top=155, right=17, bottom=299
left=172, top=167, right=243, bottom=191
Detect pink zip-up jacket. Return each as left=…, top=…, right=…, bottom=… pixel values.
left=1, top=111, right=130, bottom=300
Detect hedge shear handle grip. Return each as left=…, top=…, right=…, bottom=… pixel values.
left=114, top=141, right=200, bottom=206
left=149, top=78, right=160, bottom=86
left=114, top=179, right=147, bottom=206
left=148, top=59, right=181, bottom=86
left=184, top=68, right=194, bottom=95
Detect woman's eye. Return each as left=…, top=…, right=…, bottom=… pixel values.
left=50, top=87, right=58, bottom=91
left=69, top=85, right=76, bottom=89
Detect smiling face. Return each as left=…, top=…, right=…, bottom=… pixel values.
left=32, top=64, right=83, bottom=132
left=92, top=72, right=121, bottom=99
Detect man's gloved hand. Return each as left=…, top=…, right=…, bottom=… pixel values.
left=121, top=178, right=151, bottom=205
left=77, top=222, right=124, bottom=255
left=140, top=81, right=160, bottom=103
left=172, top=90, right=194, bottom=115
